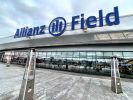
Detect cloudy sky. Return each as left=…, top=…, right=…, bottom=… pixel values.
left=0, top=0, right=133, bottom=38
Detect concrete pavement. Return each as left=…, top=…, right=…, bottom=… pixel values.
left=0, top=62, right=133, bottom=100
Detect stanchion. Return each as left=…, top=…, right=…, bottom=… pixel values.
left=111, top=56, right=122, bottom=94
left=18, top=49, right=36, bottom=100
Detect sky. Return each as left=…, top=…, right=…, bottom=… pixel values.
left=0, top=0, right=133, bottom=38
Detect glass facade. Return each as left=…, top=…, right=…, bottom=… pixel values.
left=0, top=51, right=133, bottom=78
left=35, top=51, right=133, bottom=78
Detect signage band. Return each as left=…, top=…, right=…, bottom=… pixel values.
left=14, top=6, right=120, bottom=38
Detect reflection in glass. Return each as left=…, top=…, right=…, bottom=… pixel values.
left=1, top=51, right=132, bottom=78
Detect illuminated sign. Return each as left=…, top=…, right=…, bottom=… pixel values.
left=14, top=6, right=120, bottom=38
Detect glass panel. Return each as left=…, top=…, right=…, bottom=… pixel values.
left=61, top=52, right=67, bottom=59
left=73, top=52, right=79, bottom=60
left=96, top=52, right=103, bottom=60
left=37, top=52, right=42, bottom=58
left=67, top=52, right=73, bottom=60
left=47, top=52, right=51, bottom=58
left=87, top=52, right=95, bottom=56
left=119, top=52, right=133, bottom=77
left=50, top=52, right=55, bottom=58
left=95, top=52, right=105, bottom=74
left=123, top=52, right=133, bottom=59
left=56, top=52, right=62, bottom=59
left=85, top=52, right=96, bottom=73
left=104, top=52, right=113, bottom=56
left=79, top=52, right=87, bottom=60
left=113, top=52, right=123, bottom=58
left=103, top=52, right=112, bottom=75
left=78, top=52, right=87, bottom=72
left=42, top=52, right=46, bottom=58
left=87, top=52, right=95, bottom=61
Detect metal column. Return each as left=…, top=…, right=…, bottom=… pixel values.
left=18, top=49, right=36, bottom=100
left=111, top=56, right=122, bottom=94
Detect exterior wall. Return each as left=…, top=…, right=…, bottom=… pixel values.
left=0, top=30, right=133, bottom=51
left=36, top=45, right=133, bottom=52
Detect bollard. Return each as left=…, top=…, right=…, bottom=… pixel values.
left=18, top=49, right=36, bottom=100
left=111, top=56, right=122, bottom=94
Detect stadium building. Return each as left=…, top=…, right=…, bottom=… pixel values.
left=0, top=7, right=133, bottom=79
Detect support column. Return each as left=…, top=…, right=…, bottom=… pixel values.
left=5, top=51, right=12, bottom=67
left=0, top=52, right=4, bottom=62
left=111, top=56, right=122, bottom=94
left=18, top=49, right=36, bottom=100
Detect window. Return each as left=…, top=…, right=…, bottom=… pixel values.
left=87, top=52, right=95, bottom=61
left=61, top=52, right=66, bottom=59
left=113, top=52, right=123, bottom=58
left=96, top=52, right=103, bottom=60
left=73, top=52, right=79, bottom=60
left=47, top=52, right=52, bottom=58
left=66, top=52, right=73, bottom=60
left=79, top=52, right=87, bottom=60
left=104, top=52, right=113, bottom=59
left=123, top=52, right=133, bottom=59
